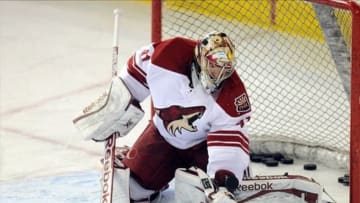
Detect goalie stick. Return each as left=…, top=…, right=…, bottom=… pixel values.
left=101, top=9, right=120, bottom=203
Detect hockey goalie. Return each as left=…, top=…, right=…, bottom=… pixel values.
left=73, top=31, right=252, bottom=202
left=73, top=30, right=326, bottom=202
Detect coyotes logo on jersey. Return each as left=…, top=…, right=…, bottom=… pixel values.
left=155, top=105, right=206, bottom=136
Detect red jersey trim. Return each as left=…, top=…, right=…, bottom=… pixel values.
left=127, top=54, right=148, bottom=89
left=207, top=131, right=249, bottom=154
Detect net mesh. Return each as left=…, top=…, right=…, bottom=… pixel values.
left=161, top=0, right=351, bottom=169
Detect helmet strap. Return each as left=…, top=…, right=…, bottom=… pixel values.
left=193, top=57, right=201, bottom=78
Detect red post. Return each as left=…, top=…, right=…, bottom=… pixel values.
left=151, top=0, right=162, bottom=116
left=349, top=1, right=360, bottom=202
left=152, top=0, right=162, bottom=43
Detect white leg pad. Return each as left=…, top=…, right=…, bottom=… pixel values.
left=174, top=168, right=206, bottom=203
left=111, top=167, right=130, bottom=203
left=129, top=177, right=157, bottom=202
left=107, top=167, right=159, bottom=203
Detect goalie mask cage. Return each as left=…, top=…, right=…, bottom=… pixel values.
left=152, top=0, right=360, bottom=202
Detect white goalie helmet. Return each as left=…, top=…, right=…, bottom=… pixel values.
left=195, top=31, right=236, bottom=93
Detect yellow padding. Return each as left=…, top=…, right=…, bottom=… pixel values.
left=165, top=0, right=327, bottom=42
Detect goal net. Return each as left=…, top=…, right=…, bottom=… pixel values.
left=152, top=0, right=360, bottom=201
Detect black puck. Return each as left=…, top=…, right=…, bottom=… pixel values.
left=264, top=159, right=279, bottom=167
left=280, top=157, right=294, bottom=164
left=338, top=175, right=350, bottom=186
left=304, top=163, right=317, bottom=170
left=342, top=176, right=350, bottom=186
left=250, top=155, right=263, bottom=163
left=261, top=157, right=272, bottom=163
left=272, top=153, right=284, bottom=161
left=263, top=153, right=274, bottom=158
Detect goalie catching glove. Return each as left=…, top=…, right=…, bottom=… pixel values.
left=175, top=167, right=238, bottom=203
left=73, top=77, right=144, bottom=141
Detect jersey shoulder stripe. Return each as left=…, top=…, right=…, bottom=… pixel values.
left=152, top=37, right=197, bottom=76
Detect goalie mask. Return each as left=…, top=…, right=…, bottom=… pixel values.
left=195, top=31, right=236, bottom=93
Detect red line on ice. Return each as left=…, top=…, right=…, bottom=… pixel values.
left=0, top=80, right=108, bottom=116
left=2, top=127, right=102, bottom=156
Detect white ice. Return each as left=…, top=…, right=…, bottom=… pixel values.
left=0, top=1, right=349, bottom=203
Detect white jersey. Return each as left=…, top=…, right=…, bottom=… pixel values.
left=120, top=37, right=252, bottom=179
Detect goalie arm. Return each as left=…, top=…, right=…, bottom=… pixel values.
left=73, top=76, right=144, bottom=141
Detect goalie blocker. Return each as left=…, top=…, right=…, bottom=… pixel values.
left=73, top=76, right=144, bottom=141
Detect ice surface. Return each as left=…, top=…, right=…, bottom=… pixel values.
left=0, top=170, right=177, bottom=203
left=0, top=171, right=100, bottom=203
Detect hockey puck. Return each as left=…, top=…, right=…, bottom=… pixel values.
left=262, top=153, right=274, bottom=158
left=342, top=178, right=350, bottom=186
left=264, top=159, right=279, bottom=167
left=261, top=157, right=272, bottom=162
left=272, top=152, right=284, bottom=161
left=280, top=157, right=294, bottom=164
left=303, top=163, right=317, bottom=170
left=338, top=175, right=349, bottom=185
left=338, top=176, right=346, bottom=183
left=250, top=155, right=263, bottom=163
